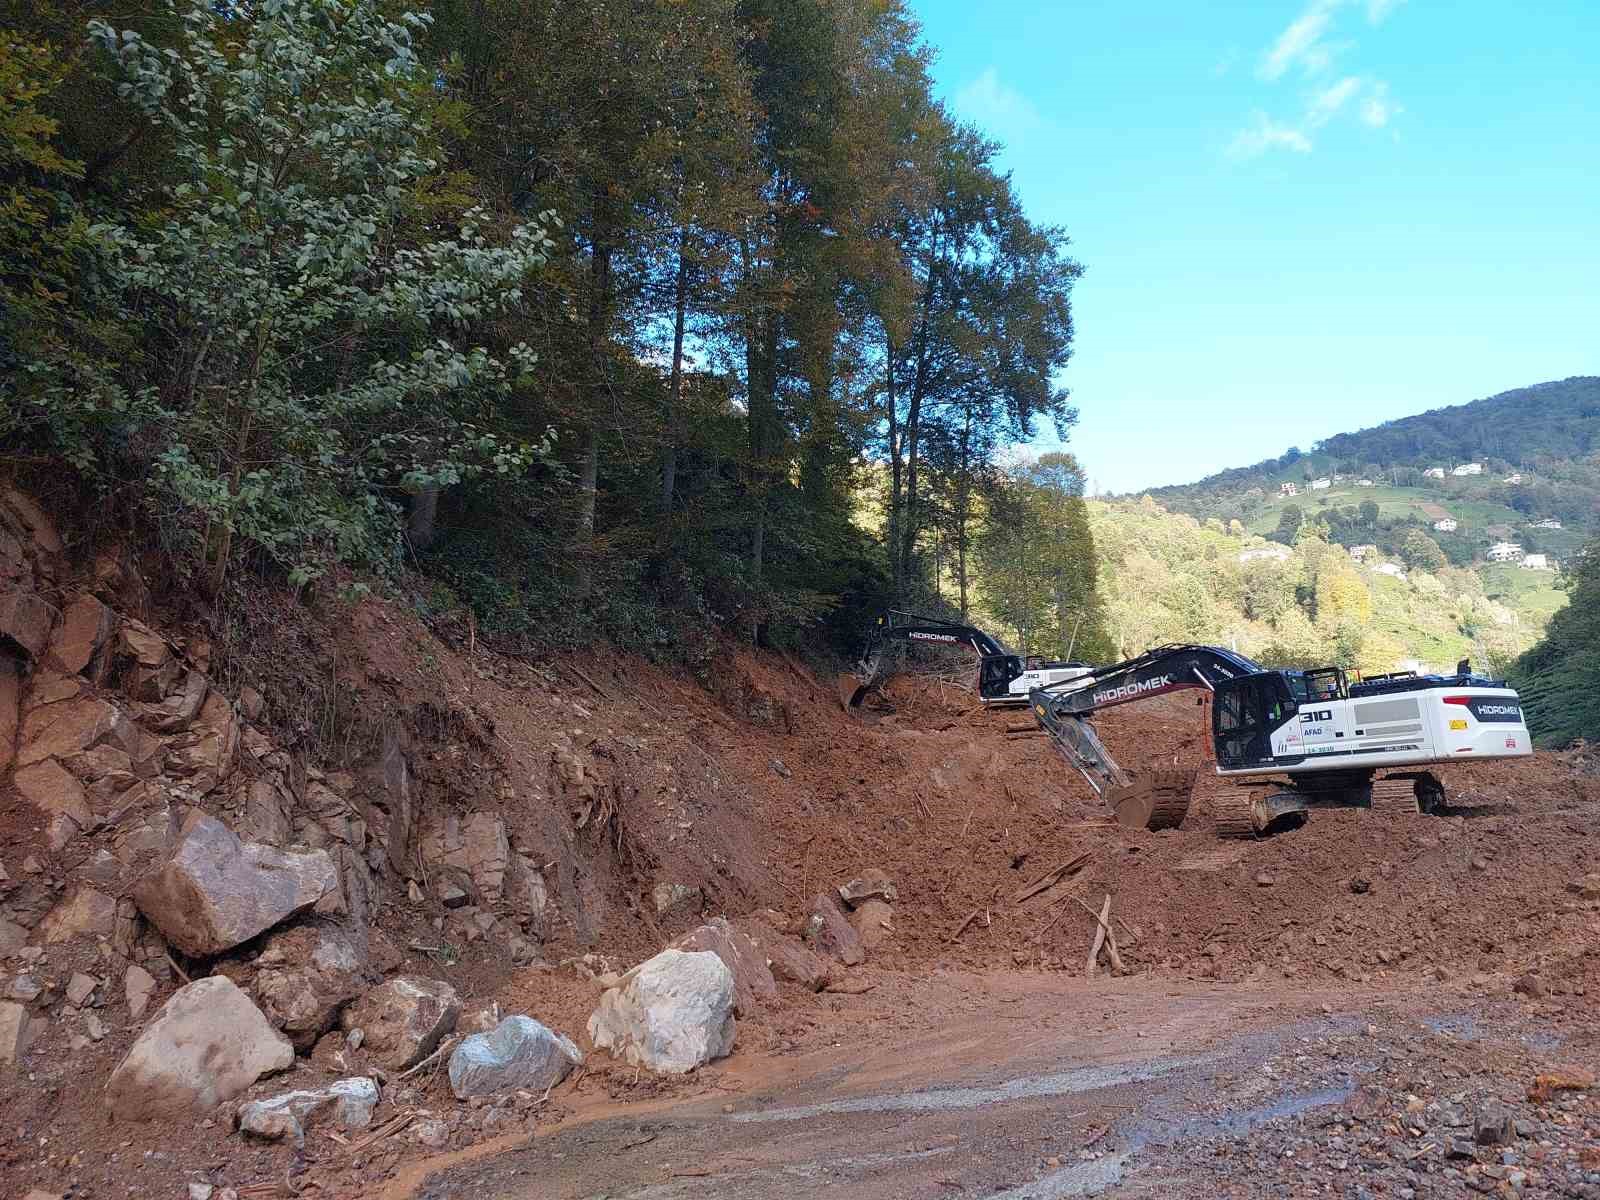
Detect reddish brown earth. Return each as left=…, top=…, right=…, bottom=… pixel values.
left=3, top=492, right=1598, bottom=1198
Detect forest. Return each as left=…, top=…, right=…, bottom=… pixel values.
left=1, top=0, right=1084, bottom=657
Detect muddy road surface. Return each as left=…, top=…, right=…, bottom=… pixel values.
left=397, top=971, right=1595, bottom=1200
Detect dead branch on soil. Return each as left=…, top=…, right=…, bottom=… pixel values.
left=1075, top=895, right=1127, bottom=976
left=1012, top=851, right=1092, bottom=906
left=1084, top=894, right=1111, bottom=977
left=397, top=1036, right=461, bottom=1081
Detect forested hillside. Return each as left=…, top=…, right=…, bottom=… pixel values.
left=1, top=0, right=1080, bottom=656
left=1147, top=378, right=1600, bottom=565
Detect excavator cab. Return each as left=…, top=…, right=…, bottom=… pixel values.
left=1212, top=672, right=1299, bottom=769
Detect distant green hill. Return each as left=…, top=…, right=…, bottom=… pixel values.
left=1142, top=377, right=1600, bottom=570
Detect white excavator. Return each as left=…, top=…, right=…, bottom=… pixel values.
left=1026, top=645, right=1534, bottom=836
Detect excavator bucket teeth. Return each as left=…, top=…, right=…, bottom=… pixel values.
left=837, top=674, right=869, bottom=711
left=1107, top=770, right=1194, bottom=831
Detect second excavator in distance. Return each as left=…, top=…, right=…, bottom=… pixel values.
left=1027, top=643, right=1533, bottom=837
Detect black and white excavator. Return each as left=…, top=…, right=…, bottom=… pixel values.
left=1026, top=644, right=1534, bottom=837
left=839, top=610, right=1092, bottom=711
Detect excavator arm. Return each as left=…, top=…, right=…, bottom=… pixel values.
left=840, top=611, right=1022, bottom=709
left=1028, top=645, right=1264, bottom=829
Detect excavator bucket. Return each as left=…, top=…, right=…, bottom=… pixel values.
left=837, top=673, right=869, bottom=710
left=1106, top=769, right=1195, bottom=831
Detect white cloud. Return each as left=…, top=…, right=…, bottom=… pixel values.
left=1259, top=0, right=1342, bottom=80
left=1367, top=0, right=1404, bottom=23
left=1307, top=75, right=1362, bottom=127
left=955, top=67, right=1045, bottom=137
left=1359, top=80, right=1401, bottom=126
left=1229, top=112, right=1314, bottom=160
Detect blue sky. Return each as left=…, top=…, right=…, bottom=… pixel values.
left=911, top=0, right=1600, bottom=494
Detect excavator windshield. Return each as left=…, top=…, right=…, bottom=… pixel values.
left=1284, top=667, right=1348, bottom=703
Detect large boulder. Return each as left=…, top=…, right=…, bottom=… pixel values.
left=587, top=949, right=735, bottom=1074
left=735, top=918, right=831, bottom=992
left=803, top=894, right=864, bottom=967
left=850, top=898, right=895, bottom=953
left=447, top=1016, right=582, bottom=1099
left=131, top=813, right=342, bottom=957
left=0, top=588, right=54, bottom=660
left=252, top=924, right=367, bottom=1050
left=341, top=976, right=459, bottom=1070
left=38, top=885, right=117, bottom=943
left=45, top=594, right=115, bottom=679
left=106, top=976, right=293, bottom=1118
left=237, top=1078, right=379, bottom=1146
left=673, top=917, right=776, bottom=1017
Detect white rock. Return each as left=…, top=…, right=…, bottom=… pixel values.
left=447, top=1016, right=582, bottom=1099
left=237, top=1077, right=379, bottom=1146
left=105, top=976, right=293, bottom=1118
left=587, top=949, right=735, bottom=1074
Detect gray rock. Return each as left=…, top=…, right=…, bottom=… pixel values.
left=106, top=976, right=292, bottom=1117
left=252, top=923, right=366, bottom=1050
left=447, top=1016, right=582, bottom=1099
left=0, top=1001, right=37, bottom=1064
left=237, top=1077, right=379, bottom=1146
left=412, top=1117, right=449, bottom=1149
left=837, top=869, right=896, bottom=907
left=1475, top=1105, right=1518, bottom=1146
left=803, top=893, right=864, bottom=966
left=340, top=976, right=459, bottom=1069
left=673, top=917, right=776, bottom=1017
left=131, top=813, right=341, bottom=957
left=651, top=882, right=701, bottom=916
left=588, top=949, right=735, bottom=1074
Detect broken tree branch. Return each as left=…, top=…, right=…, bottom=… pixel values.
left=1084, top=894, right=1111, bottom=978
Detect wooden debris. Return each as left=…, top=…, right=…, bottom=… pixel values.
left=949, top=909, right=982, bottom=942
left=1012, top=851, right=1092, bottom=905
left=347, top=1111, right=415, bottom=1153
left=398, top=1035, right=461, bottom=1081
left=1084, top=894, right=1111, bottom=978
left=1072, top=895, right=1127, bottom=974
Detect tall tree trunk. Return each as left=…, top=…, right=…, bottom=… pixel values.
left=575, top=228, right=613, bottom=597
left=898, top=237, right=941, bottom=596
left=408, top=487, right=440, bottom=551
left=661, top=226, right=690, bottom=522
left=885, top=331, right=903, bottom=601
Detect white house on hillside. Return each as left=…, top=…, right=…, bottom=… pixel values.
left=1530, top=518, right=1563, bottom=529
left=1310, top=477, right=1332, bottom=490
left=1433, top=518, right=1458, bottom=532
left=1356, top=478, right=1375, bottom=487
left=1349, top=543, right=1377, bottom=562
left=1487, top=542, right=1524, bottom=563
left=1372, top=562, right=1406, bottom=578
left=1424, top=467, right=1446, bottom=479
left=1503, top=473, right=1524, bottom=484
left=1452, top=463, right=1484, bottom=476
left=1521, top=554, right=1554, bottom=571
left=1280, top=481, right=1298, bottom=496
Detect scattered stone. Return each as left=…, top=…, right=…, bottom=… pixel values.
left=85, top=1012, right=105, bottom=1041
left=132, top=813, right=342, bottom=957
left=1446, top=1139, right=1476, bottom=1161
left=124, top=964, right=157, bottom=1020
left=66, top=972, right=97, bottom=1006
left=341, top=976, right=460, bottom=1070
left=412, top=1117, right=449, bottom=1149
left=38, top=885, right=116, bottom=943
left=1254, top=871, right=1275, bottom=887
left=8, top=974, right=43, bottom=1002
left=106, top=976, right=293, bottom=1117
left=651, top=882, right=702, bottom=916
left=189, top=1184, right=215, bottom=1200
left=588, top=949, right=735, bottom=1074
left=408, top=879, right=424, bottom=904
left=1475, top=1105, right=1518, bottom=1146
left=1349, top=877, right=1372, bottom=895
left=1513, top=973, right=1549, bottom=999
left=803, top=893, right=865, bottom=967
left=673, top=917, right=777, bottom=1017
left=837, top=869, right=897, bottom=908
left=1470, top=856, right=1491, bottom=872
left=237, top=1077, right=379, bottom=1146
left=1567, top=874, right=1600, bottom=901
left=0, top=1000, right=37, bottom=1063
left=1528, top=1068, right=1596, bottom=1101
left=769, top=759, right=792, bottom=779
left=437, top=879, right=469, bottom=909
left=850, top=898, right=895, bottom=953
left=448, top=1016, right=583, bottom=1099
left=252, top=923, right=367, bottom=1051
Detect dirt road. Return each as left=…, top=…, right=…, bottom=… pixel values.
left=400, top=974, right=1411, bottom=1199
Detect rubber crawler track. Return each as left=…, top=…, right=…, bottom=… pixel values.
left=1369, top=775, right=1423, bottom=817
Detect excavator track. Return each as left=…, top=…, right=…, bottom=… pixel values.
left=1185, top=774, right=1257, bottom=839
left=1369, top=775, right=1423, bottom=817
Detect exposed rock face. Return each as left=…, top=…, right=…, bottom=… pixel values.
left=652, top=882, right=702, bottom=916
left=46, top=594, right=115, bottom=679
left=106, top=976, right=293, bottom=1117
left=420, top=812, right=510, bottom=905
left=14, top=758, right=94, bottom=831
left=124, top=964, right=157, bottom=1020
left=505, top=853, right=550, bottom=938
left=587, top=949, right=735, bottom=1074
left=161, top=690, right=237, bottom=796
left=366, top=723, right=416, bottom=875
left=237, top=1078, right=379, bottom=1146
left=803, top=894, right=864, bottom=967
left=447, top=1016, right=582, bottom=1099
left=673, top=917, right=776, bottom=1017
left=0, top=588, right=55, bottom=660
left=253, top=924, right=367, bottom=1050
left=0, top=655, right=20, bottom=772
left=131, top=813, right=342, bottom=957
left=341, top=976, right=460, bottom=1070
left=39, top=886, right=117, bottom=943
